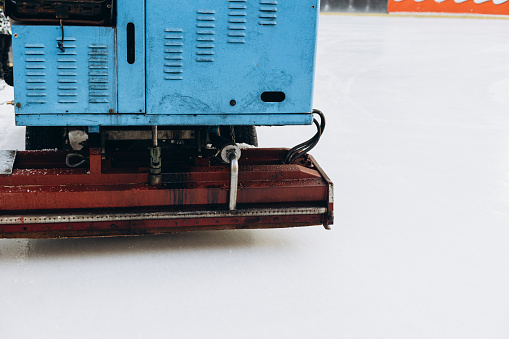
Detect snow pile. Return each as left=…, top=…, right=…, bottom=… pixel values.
left=0, top=150, right=15, bottom=174
left=0, top=80, right=24, bottom=150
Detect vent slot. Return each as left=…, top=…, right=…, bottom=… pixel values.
left=228, top=0, right=247, bottom=44
left=261, top=91, right=285, bottom=102
left=24, top=43, right=47, bottom=104
left=127, top=22, right=135, bottom=64
left=57, top=36, right=78, bottom=104
left=164, top=28, right=184, bottom=80
left=196, top=10, right=215, bottom=62
left=88, top=44, right=109, bottom=104
left=259, top=0, right=277, bottom=26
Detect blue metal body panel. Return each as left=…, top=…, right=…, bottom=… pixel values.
left=12, top=0, right=319, bottom=127
left=13, top=25, right=117, bottom=115
left=145, top=0, right=318, bottom=115
left=16, top=114, right=313, bottom=126
left=117, top=0, right=145, bottom=113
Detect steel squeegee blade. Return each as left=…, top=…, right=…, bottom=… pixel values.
left=0, top=207, right=328, bottom=225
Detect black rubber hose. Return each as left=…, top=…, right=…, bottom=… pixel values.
left=284, top=109, right=326, bottom=164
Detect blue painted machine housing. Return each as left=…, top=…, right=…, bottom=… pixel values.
left=13, top=0, right=319, bottom=127
left=13, top=26, right=116, bottom=115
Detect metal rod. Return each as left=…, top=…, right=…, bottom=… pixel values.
left=152, top=126, right=158, bottom=147
left=149, top=125, right=161, bottom=186
left=229, top=151, right=239, bottom=211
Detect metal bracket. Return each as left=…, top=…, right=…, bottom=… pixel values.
left=149, top=126, right=162, bottom=186
left=149, top=146, right=162, bottom=186
left=229, top=151, right=239, bottom=211
left=309, top=154, right=333, bottom=230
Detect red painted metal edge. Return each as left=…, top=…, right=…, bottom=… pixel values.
left=0, top=213, right=326, bottom=239
left=0, top=148, right=334, bottom=238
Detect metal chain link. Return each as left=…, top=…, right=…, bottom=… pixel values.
left=229, top=126, right=236, bottom=144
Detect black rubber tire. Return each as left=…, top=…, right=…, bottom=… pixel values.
left=220, top=126, right=258, bottom=147
left=233, top=125, right=258, bottom=147
left=25, top=126, right=64, bottom=150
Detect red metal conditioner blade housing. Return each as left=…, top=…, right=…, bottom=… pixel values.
left=0, top=149, right=333, bottom=238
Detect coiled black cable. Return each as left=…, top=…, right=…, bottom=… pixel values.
left=284, top=109, right=326, bottom=164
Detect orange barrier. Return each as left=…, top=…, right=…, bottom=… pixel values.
left=388, top=0, right=509, bottom=15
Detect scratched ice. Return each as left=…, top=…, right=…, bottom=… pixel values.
left=0, top=15, right=509, bottom=339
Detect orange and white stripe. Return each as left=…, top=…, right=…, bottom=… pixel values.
left=388, top=0, right=509, bottom=15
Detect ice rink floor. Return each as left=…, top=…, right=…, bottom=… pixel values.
left=1, top=14, right=509, bottom=338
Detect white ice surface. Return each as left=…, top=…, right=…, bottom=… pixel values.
left=2, top=15, right=509, bottom=338
left=0, top=81, right=23, bottom=150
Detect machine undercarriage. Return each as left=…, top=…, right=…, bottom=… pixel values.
left=0, top=121, right=333, bottom=238
left=0, top=0, right=334, bottom=238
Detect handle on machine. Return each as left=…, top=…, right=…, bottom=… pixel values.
left=229, top=151, right=239, bottom=211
